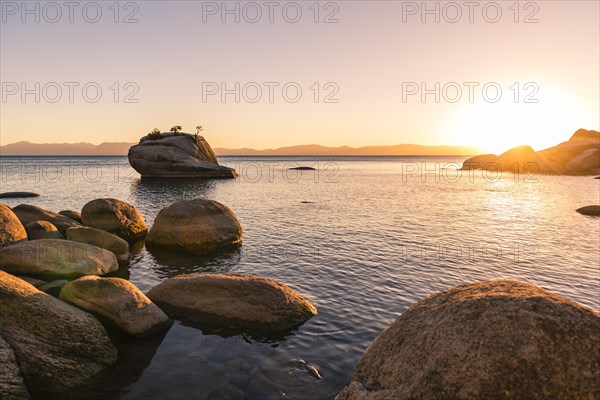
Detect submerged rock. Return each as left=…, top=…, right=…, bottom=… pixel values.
left=128, top=132, right=237, bottom=178
left=576, top=205, right=600, bottom=216
left=0, top=203, right=27, bottom=246
left=0, top=271, right=117, bottom=394
left=0, top=192, right=39, bottom=199
left=336, top=280, right=600, bottom=400
left=59, top=210, right=83, bottom=223
left=0, top=239, right=118, bottom=278
left=12, top=204, right=81, bottom=235
left=146, top=198, right=242, bottom=255
left=147, top=273, right=317, bottom=336
left=81, top=198, right=147, bottom=242
left=288, top=166, right=317, bottom=171
left=24, top=220, right=64, bottom=240
left=61, top=276, right=172, bottom=337
left=66, top=226, right=130, bottom=261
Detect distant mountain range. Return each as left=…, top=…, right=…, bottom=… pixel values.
left=0, top=141, right=480, bottom=156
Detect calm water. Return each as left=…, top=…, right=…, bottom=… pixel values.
left=1, top=156, right=599, bottom=400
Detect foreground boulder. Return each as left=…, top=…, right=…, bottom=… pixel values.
left=0, top=239, right=118, bottom=278
left=12, top=204, right=81, bottom=235
left=0, top=271, right=117, bottom=394
left=147, top=273, right=317, bottom=336
left=81, top=198, right=147, bottom=241
left=146, top=199, right=242, bottom=255
left=66, top=226, right=130, bottom=261
left=461, top=128, right=600, bottom=175
left=24, top=220, right=64, bottom=240
left=0, top=203, right=27, bottom=246
left=59, top=210, right=82, bottom=223
left=128, top=132, right=237, bottom=178
left=336, top=280, right=600, bottom=400
left=576, top=205, right=600, bottom=216
left=0, top=336, right=30, bottom=399
left=60, top=276, right=172, bottom=337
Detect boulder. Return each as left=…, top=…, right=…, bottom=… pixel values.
left=11, top=204, right=81, bottom=235
left=147, top=273, right=317, bottom=336
left=0, top=192, right=39, bottom=199
left=0, top=239, right=118, bottom=278
left=16, top=276, right=47, bottom=288
left=66, top=226, right=130, bottom=261
left=38, top=279, right=68, bottom=297
left=146, top=199, right=242, bottom=255
left=24, top=220, right=64, bottom=240
left=576, top=205, right=600, bottom=216
left=0, top=336, right=30, bottom=399
left=336, top=280, right=600, bottom=400
left=0, top=271, right=117, bottom=394
left=128, top=132, right=237, bottom=178
left=59, top=210, right=82, bottom=223
left=81, top=198, right=147, bottom=242
left=0, top=203, right=27, bottom=246
left=60, top=276, right=172, bottom=337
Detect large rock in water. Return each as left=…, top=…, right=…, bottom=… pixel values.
left=147, top=273, right=317, bottom=336
left=66, top=226, right=130, bottom=261
left=81, top=198, right=147, bottom=242
left=0, top=239, right=118, bottom=278
left=336, top=280, right=600, bottom=400
left=60, top=276, right=172, bottom=337
left=11, top=204, right=81, bottom=235
left=461, top=128, right=600, bottom=175
left=0, top=271, right=117, bottom=394
left=128, top=132, right=237, bottom=178
left=146, top=198, right=242, bottom=255
left=576, top=205, right=600, bottom=216
left=0, top=203, right=27, bottom=246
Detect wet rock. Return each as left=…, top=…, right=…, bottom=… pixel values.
left=81, top=198, right=147, bottom=242
left=24, top=220, right=64, bottom=240
left=336, top=280, right=600, bottom=400
left=60, top=276, right=172, bottom=337
left=0, top=239, right=118, bottom=278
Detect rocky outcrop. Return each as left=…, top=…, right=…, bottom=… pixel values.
left=336, top=280, right=600, bottom=400
left=0, top=336, right=30, bottom=399
left=128, top=132, right=237, bottom=178
left=0, top=271, right=117, bottom=394
left=60, top=276, right=172, bottom=337
left=11, top=204, right=81, bottom=235
left=0, top=203, right=27, bottom=246
left=66, top=226, right=130, bottom=261
left=24, top=220, right=64, bottom=240
left=461, top=129, right=600, bottom=175
left=576, top=205, right=600, bottom=216
left=0, top=239, right=118, bottom=278
left=59, top=210, right=82, bottom=223
left=146, top=199, right=242, bottom=255
left=81, top=198, right=147, bottom=242
left=147, top=273, right=317, bottom=336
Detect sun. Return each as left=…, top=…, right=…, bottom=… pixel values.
left=443, top=85, right=596, bottom=154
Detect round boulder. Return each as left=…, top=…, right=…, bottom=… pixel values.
left=147, top=273, right=317, bottom=336
left=58, top=210, right=82, bottom=224
left=146, top=199, right=242, bottom=255
left=576, top=205, right=600, bottom=216
left=24, top=220, right=64, bottom=240
left=336, top=280, right=600, bottom=400
left=0, top=239, right=118, bottom=278
left=60, top=276, right=172, bottom=337
left=81, top=198, right=147, bottom=242
left=66, top=226, right=129, bottom=261
left=0, top=203, right=27, bottom=246
left=11, top=204, right=81, bottom=235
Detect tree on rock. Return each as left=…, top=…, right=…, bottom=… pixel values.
left=170, top=126, right=182, bottom=134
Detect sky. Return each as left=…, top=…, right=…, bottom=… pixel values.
left=1, top=0, right=599, bottom=153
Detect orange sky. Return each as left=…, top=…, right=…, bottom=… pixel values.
left=1, top=1, right=598, bottom=153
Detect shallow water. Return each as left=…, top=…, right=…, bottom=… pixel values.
left=1, top=156, right=599, bottom=400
